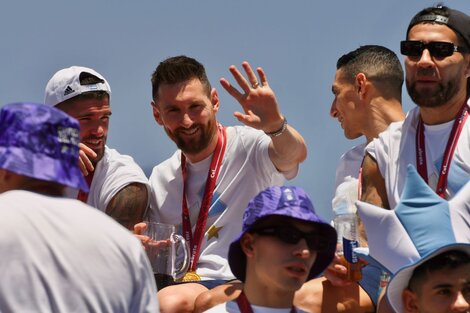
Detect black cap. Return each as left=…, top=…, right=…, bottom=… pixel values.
left=407, top=6, right=470, bottom=49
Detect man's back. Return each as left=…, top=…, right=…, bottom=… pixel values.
left=0, top=190, right=158, bottom=313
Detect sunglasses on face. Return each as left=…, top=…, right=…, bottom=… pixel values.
left=401, top=40, right=469, bottom=58
left=251, top=225, right=328, bottom=252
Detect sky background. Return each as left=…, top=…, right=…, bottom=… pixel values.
left=1, top=1, right=469, bottom=221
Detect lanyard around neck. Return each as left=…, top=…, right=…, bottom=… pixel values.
left=415, top=102, right=469, bottom=198
left=181, top=124, right=227, bottom=271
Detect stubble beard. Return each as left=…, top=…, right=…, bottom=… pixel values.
left=406, top=68, right=463, bottom=108
left=167, top=118, right=217, bottom=155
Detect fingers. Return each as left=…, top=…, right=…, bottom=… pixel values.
left=220, top=61, right=265, bottom=97
left=241, top=62, right=259, bottom=89
left=228, top=64, right=251, bottom=94
left=233, top=110, right=260, bottom=125
left=220, top=78, right=243, bottom=100
left=256, top=67, right=268, bottom=87
left=133, top=222, right=148, bottom=235
left=79, top=143, right=97, bottom=176
left=324, top=265, right=352, bottom=287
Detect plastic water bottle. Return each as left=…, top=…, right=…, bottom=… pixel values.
left=332, top=176, right=362, bottom=282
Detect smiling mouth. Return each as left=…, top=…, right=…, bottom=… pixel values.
left=178, top=127, right=199, bottom=137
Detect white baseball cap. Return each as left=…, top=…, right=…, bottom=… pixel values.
left=44, top=66, right=111, bottom=106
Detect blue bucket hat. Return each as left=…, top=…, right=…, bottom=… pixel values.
left=228, top=185, right=337, bottom=282
left=0, top=102, right=88, bottom=192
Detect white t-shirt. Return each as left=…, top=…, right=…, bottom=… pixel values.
left=148, top=126, right=295, bottom=280
left=206, top=300, right=307, bottom=313
left=334, top=143, right=366, bottom=190
left=0, top=190, right=158, bottom=313
left=366, top=103, right=470, bottom=209
left=66, top=146, right=150, bottom=212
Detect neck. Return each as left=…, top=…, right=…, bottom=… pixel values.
left=419, top=92, right=467, bottom=125
left=243, top=277, right=296, bottom=308
left=364, top=97, right=405, bottom=143
left=183, top=129, right=219, bottom=163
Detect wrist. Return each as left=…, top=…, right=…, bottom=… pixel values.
left=264, top=117, right=287, bottom=138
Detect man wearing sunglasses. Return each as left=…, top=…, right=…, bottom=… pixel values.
left=362, top=5, right=470, bottom=211
left=203, top=185, right=337, bottom=312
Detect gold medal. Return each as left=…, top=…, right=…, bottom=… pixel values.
left=179, top=271, right=201, bottom=282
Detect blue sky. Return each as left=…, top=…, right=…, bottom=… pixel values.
left=1, top=1, right=469, bottom=221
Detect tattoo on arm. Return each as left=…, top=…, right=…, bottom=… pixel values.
left=106, top=183, right=148, bottom=230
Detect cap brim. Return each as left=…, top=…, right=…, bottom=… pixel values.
left=228, top=238, right=246, bottom=281
left=387, top=244, right=470, bottom=313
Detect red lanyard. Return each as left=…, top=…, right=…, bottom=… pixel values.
left=236, top=291, right=297, bottom=313
left=415, top=102, right=469, bottom=198
left=181, top=124, right=227, bottom=271
left=77, top=171, right=95, bottom=203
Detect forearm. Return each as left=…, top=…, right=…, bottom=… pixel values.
left=268, top=123, right=307, bottom=173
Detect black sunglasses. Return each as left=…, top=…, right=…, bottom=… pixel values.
left=251, top=225, right=328, bottom=252
left=401, top=40, right=469, bottom=58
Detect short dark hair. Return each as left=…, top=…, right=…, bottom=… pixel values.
left=56, top=72, right=109, bottom=109
left=151, top=55, right=212, bottom=100
left=408, top=249, right=470, bottom=293
left=336, top=45, right=404, bottom=98
left=407, top=5, right=470, bottom=50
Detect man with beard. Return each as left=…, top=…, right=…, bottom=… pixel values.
left=137, top=55, right=307, bottom=312
left=45, top=66, right=150, bottom=230
left=361, top=5, right=470, bottom=211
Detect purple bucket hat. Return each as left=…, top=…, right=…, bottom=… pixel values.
left=228, top=185, right=337, bottom=282
left=0, top=102, right=88, bottom=192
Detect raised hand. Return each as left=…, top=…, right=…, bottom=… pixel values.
left=219, top=61, right=284, bottom=133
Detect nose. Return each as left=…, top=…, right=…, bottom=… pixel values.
left=330, top=100, right=338, bottom=118
left=452, top=291, right=469, bottom=311
left=416, top=48, right=435, bottom=68
left=293, top=238, right=314, bottom=259
left=90, top=121, right=105, bottom=137
left=180, top=112, right=194, bottom=128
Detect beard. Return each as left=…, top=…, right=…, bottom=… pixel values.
left=406, top=68, right=462, bottom=108
left=165, top=118, right=217, bottom=155
left=81, top=135, right=106, bottom=166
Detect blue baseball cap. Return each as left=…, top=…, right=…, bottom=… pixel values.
left=0, top=102, right=88, bottom=192
left=228, top=185, right=337, bottom=282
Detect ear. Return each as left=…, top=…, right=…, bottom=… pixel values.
left=151, top=100, right=163, bottom=126
left=465, top=55, right=470, bottom=78
left=210, top=88, right=220, bottom=113
left=240, top=233, right=255, bottom=258
left=355, top=73, right=368, bottom=100
left=402, top=289, right=419, bottom=313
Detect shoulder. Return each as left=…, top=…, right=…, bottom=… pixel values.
left=340, top=143, right=367, bottom=163
left=225, top=125, right=270, bottom=153
left=102, top=146, right=143, bottom=168
left=149, top=150, right=180, bottom=179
